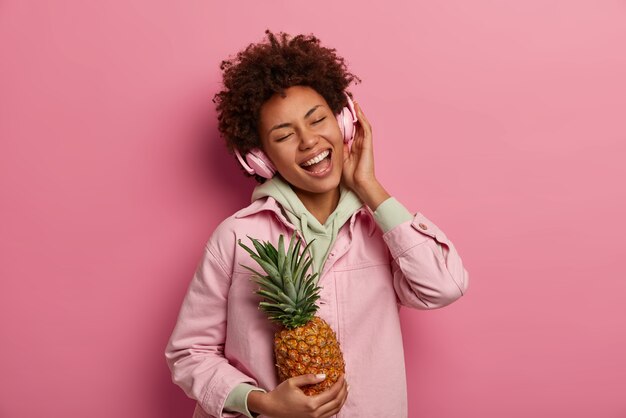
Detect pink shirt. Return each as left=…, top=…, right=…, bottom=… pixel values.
left=165, top=197, right=469, bottom=417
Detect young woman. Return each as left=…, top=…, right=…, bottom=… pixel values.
left=165, top=31, right=469, bottom=418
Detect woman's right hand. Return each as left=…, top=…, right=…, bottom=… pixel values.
left=248, top=373, right=349, bottom=418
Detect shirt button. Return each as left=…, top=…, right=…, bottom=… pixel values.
left=418, top=223, right=428, bottom=230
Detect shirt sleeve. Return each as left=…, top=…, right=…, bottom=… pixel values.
left=380, top=201, right=470, bottom=309
left=164, top=244, right=260, bottom=418
left=224, top=383, right=268, bottom=418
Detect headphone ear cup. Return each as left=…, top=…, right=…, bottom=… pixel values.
left=336, top=108, right=355, bottom=143
left=235, top=148, right=276, bottom=179
left=246, top=149, right=276, bottom=179
left=336, top=92, right=358, bottom=143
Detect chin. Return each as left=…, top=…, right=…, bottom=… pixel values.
left=286, top=171, right=342, bottom=196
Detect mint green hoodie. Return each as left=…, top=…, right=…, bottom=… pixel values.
left=251, top=175, right=364, bottom=277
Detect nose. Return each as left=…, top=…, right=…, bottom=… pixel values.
left=298, top=127, right=319, bottom=150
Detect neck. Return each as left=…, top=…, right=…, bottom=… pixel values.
left=292, top=185, right=341, bottom=225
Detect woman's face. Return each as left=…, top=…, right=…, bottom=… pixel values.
left=258, top=85, right=344, bottom=198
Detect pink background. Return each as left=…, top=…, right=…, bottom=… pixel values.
left=1, top=1, right=625, bottom=417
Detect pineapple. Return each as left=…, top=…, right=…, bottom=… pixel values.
left=238, top=232, right=345, bottom=396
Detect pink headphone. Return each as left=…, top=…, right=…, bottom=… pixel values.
left=234, top=92, right=358, bottom=179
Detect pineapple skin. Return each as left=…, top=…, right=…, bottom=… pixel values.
left=273, top=316, right=345, bottom=396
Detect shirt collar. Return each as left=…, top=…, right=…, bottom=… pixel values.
left=235, top=195, right=376, bottom=236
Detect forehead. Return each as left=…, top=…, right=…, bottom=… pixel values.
left=259, top=86, right=328, bottom=123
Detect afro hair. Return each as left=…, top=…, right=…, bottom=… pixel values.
left=213, top=30, right=360, bottom=182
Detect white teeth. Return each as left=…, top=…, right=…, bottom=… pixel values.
left=301, top=150, right=330, bottom=167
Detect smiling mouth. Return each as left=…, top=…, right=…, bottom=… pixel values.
left=300, top=150, right=332, bottom=173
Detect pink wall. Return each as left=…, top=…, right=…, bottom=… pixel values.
left=1, top=1, right=625, bottom=417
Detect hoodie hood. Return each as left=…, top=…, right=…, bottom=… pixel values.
left=251, top=176, right=363, bottom=275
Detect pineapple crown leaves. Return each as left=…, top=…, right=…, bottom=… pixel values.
left=238, top=232, right=322, bottom=328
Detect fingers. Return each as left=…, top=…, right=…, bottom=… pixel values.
left=309, top=374, right=344, bottom=405
left=267, top=374, right=348, bottom=418
left=353, top=101, right=372, bottom=136
left=316, top=376, right=349, bottom=418
left=289, top=373, right=327, bottom=388
left=343, top=142, right=350, bottom=163
left=351, top=102, right=372, bottom=155
left=307, top=374, right=347, bottom=413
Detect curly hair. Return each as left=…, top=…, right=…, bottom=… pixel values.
left=213, top=30, right=360, bottom=182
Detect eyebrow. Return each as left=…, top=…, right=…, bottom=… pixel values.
left=267, top=105, right=322, bottom=135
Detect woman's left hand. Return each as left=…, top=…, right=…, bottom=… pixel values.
left=342, top=101, right=390, bottom=210
left=342, top=101, right=376, bottom=191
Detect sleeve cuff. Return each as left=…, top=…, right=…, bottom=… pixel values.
left=373, top=197, right=414, bottom=233
left=224, top=383, right=267, bottom=418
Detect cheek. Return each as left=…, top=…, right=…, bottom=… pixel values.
left=265, top=144, right=295, bottom=169
left=335, top=148, right=345, bottom=172
left=331, top=128, right=345, bottom=153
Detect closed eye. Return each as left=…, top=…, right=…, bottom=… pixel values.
left=276, top=133, right=292, bottom=142
left=312, top=116, right=326, bottom=124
